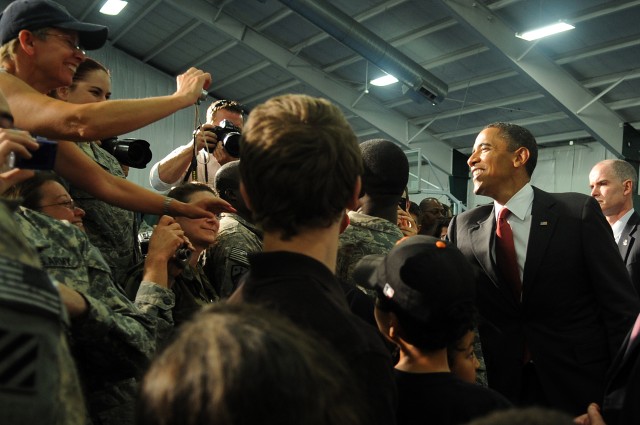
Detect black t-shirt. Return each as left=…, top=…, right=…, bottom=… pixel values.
left=232, top=251, right=398, bottom=425
left=395, top=370, right=511, bottom=425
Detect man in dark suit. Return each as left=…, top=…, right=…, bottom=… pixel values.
left=448, top=122, right=640, bottom=416
left=589, top=159, right=640, bottom=295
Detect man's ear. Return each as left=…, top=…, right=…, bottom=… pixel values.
left=623, top=179, right=634, bottom=196
left=239, top=181, right=253, bottom=211
left=513, top=147, right=530, bottom=170
left=18, top=30, right=37, bottom=56
left=55, top=86, right=70, bottom=101
left=346, top=176, right=362, bottom=211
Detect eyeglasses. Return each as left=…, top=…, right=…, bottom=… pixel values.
left=44, top=33, right=85, bottom=54
left=38, top=199, right=77, bottom=210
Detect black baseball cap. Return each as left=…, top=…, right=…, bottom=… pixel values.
left=0, top=0, right=108, bottom=50
left=353, top=235, right=476, bottom=324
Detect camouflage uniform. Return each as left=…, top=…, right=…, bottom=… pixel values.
left=0, top=199, right=87, bottom=425
left=337, top=211, right=404, bottom=295
left=126, top=260, right=218, bottom=328
left=205, top=213, right=263, bottom=298
left=14, top=207, right=175, bottom=425
left=67, top=142, right=140, bottom=288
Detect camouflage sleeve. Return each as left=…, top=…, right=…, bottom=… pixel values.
left=135, top=281, right=175, bottom=344
left=71, top=260, right=174, bottom=376
left=208, top=244, right=251, bottom=299
left=71, top=289, right=159, bottom=376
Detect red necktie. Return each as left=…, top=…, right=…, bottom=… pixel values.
left=496, top=208, right=522, bottom=302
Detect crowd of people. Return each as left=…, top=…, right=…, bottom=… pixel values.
left=1, top=1, right=639, bottom=425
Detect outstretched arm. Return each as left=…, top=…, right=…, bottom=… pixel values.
left=55, top=141, right=234, bottom=218
left=0, top=68, right=211, bottom=141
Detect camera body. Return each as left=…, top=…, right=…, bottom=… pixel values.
left=138, top=231, right=192, bottom=269
left=211, top=119, right=241, bottom=158
left=101, top=137, right=152, bottom=169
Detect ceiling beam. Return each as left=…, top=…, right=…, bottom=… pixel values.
left=440, top=0, right=625, bottom=158
left=164, top=0, right=450, bottom=170
left=142, top=19, right=201, bottom=63
left=110, top=0, right=162, bottom=44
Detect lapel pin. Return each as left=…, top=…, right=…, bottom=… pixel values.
left=623, top=239, right=628, bottom=246
left=540, top=221, right=548, bottom=226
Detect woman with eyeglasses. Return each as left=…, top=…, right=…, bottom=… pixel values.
left=5, top=171, right=190, bottom=425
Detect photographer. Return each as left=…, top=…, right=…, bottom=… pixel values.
left=149, top=99, right=244, bottom=191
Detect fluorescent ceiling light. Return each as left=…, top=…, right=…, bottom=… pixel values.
left=516, top=22, right=574, bottom=41
left=100, top=0, right=128, bottom=15
left=370, top=74, right=399, bottom=87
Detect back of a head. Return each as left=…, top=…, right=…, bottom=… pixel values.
left=357, top=236, right=477, bottom=351
left=137, top=303, right=367, bottom=425
left=240, top=94, right=363, bottom=239
left=360, top=139, right=409, bottom=205
left=214, top=160, right=240, bottom=202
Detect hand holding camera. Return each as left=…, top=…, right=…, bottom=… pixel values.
left=142, top=216, right=194, bottom=288
left=0, top=132, right=51, bottom=195
left=175, top=67, right=212, bottom=106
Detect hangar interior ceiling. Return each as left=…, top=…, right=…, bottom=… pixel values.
left=5, top=0, right=640, bottom=167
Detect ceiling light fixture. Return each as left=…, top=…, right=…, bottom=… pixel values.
left=100, top=0, right=128, bottom=16
left=515, top=21, right=574, bottom=41
left=370, top=74, right=399, bottom=87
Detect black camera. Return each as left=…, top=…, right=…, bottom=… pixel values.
left=138, top=231, right=192, bottom=269
left=211, top=119, right=241, bottom=158
left=100, top=137, right=152, bottom=169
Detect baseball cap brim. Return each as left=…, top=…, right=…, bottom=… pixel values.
left=55, top=21, right=108, bottom=50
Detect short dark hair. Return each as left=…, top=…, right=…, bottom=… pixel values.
left=376, top=296, right=477, bottom=352
left=240, top=94, right=362, bottom=240
left=360, top=139, right=409, bottom=205
left=137, top=303, right=367, bottom=425
left=214, top=160, right=240, bottom=201
left=4, top=171, right=64, bottom=209
left=167, top=182, right=217, bottom=203
left=485, top=122, right=538, bottom=177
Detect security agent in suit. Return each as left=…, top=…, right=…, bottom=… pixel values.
left=447, top=122, right=640, bottom=416
left=589, top=159, right=640, bottom=296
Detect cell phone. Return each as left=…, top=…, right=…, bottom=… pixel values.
left=14, top=137, right=58, bottom=170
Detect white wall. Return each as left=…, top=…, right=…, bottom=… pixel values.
left=403, top=140, right=621, bottom=210
left=465, top=141, right=617, bottom=208
left=89, top=45, right=207, bottom=190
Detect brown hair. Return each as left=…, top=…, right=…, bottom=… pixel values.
left=206, top=99, right=244, bottom=123
left=240, top=94, right=362, bottom=239
left=137, top=303, right=367, bottom=425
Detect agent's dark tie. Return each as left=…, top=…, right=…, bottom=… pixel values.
left=496, top=208, right=522, bottom=302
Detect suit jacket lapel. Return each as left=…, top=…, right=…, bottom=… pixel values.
left=618, top=212, right=640, bottom=262
left=522, top=188, right=557, bottom=287
left=468, top=207, right=518, bottom=306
